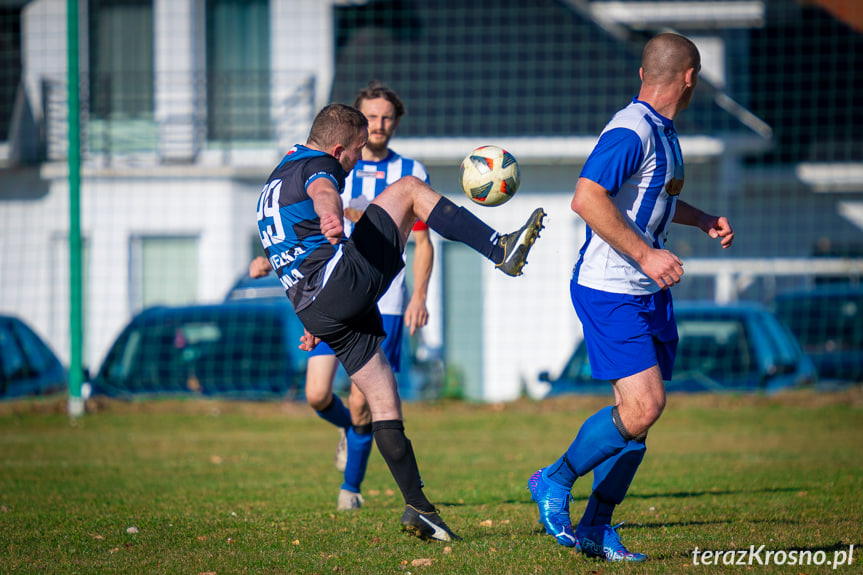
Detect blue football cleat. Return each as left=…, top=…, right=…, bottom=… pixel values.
left=575, top=522, right=647, bottom=562
left=527, top=469, right=579, bottom=548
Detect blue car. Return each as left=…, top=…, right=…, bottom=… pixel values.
left=773, top=286, right=863, bottom=385
left=224, top=272, right=445, bottom=401
left=539, top=301, right=818, bottom=396
left=224, top=271, right=286, bottom=304
left=89, top=301, right=307, bottom=400
left=0, top=314, right=67, bottom=399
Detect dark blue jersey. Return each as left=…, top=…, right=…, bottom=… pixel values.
left=256, top=145, right=347, bottom=311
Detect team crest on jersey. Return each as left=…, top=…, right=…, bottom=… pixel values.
left=356, top=169, right=385, bottom=179
left=665, top=178, right=684, bottom=196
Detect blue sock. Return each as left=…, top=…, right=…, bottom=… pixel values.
left=426, top=196, right=501, bottom=261
left=341, top=425, right=374, bottom=493
left=578, top=439, right=646, bottom=528
left=315, top=394, right=352, bottom=429
left=544, top=406, right=629, bottom=490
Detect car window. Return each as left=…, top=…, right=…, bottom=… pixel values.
left=755, top=312, right=802, bottom=370
left=11, top=319, right=56, bottom=373
left=109, top=329, right=142, bottom=380
left=776, top=294, right=863, bottom=352
left=560, top=340, right=593, bottom=380
left=676, top=318, right=753, bottom=377
left=0, top=320, right=31, bottom=382
left=97, top=307, right=296, bottom=396
left=192, top=313, right=288, bottom=391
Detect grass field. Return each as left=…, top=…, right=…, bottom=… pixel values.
left=1, top=389, right=862, bottom=574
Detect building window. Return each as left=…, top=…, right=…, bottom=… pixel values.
left=88, top=0, right=154, bottom=120
left=442, top=243, right=483, bottom=399
left=130, top=236, right=199, bottom=312
left=0, top=7, right=22, bottom=146
left=206, top=0, right=270, bottom=142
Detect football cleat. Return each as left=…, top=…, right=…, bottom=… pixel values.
left=336, top=489, right=364, bottom=511
left=496, top=208, right=547, bottom=276
left=400, top=505, right=461, bottom=542
left=527, top=469, right=579, bottom=548
left=334, top=428, right=347, bottom=472
left=575, top=522, right=647, bottom=562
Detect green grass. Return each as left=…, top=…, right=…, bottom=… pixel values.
left=1, top=390, right=862, bottom=574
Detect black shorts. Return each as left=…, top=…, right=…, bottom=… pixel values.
left=297, top=204, right=405, bottom=375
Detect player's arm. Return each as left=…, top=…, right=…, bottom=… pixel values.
left=404, top=228, right=433, bottom=336
left=307, top=177, right=344, bottom=245
left=673, top=200, right=734, bottom=249
left=571, top=177, right=684, bottom=289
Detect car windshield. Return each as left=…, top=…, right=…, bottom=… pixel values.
left=775, top=294, right=863, bottom=352
left=754, top=311, right=803, bottom=370
left=101, top=308, right=292, bottom=394
left=676, top=318, right=754, bottom=377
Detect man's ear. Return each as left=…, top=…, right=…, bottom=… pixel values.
left=684, top=67, right=695, bottom=87
left=330, top=143, right=346, bottom=160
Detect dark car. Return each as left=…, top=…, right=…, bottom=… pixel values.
left=224, top=272, right=445, bottom=400
left=773, top=286, right=863, bottom=385
left=224, top=271, right=286, bottom=303
left=89, top=301, right=307, bottom=399
left=0, top=314, right=67, bottom=399
left=537, top=301, right=817, bottom=397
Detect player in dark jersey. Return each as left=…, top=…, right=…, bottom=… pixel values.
left=315, top=82, right=434, bottom=512
left=257, top=103, right=545, bottom=541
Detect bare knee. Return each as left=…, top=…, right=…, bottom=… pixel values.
left=395, top=175, right=424, bottom=188
left=640, top=396, right=665, bottom=430
left=305, top=355, right=339, bottom=411
left=613, top=368, right=666, bottom=438
left=306, top=387, right=332, bottom=412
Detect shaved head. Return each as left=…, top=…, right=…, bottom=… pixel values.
left=641, top=33, right=701, bottom=86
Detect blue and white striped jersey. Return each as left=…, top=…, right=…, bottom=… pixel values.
left=342, top=149, right=430, bottom=315
left=574, top=98, right=684, bottom=295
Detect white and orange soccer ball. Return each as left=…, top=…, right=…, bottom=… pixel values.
left=459, top=145, right=521, bottom=207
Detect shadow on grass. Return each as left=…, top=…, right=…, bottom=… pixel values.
left=623, top=485, right=804, bottom=499
left=503, top=485, right=803, bottom=507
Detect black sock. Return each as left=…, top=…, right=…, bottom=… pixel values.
left=426, top=197, right=502, bottom=262
left=372, top=420, right=433, bottom=511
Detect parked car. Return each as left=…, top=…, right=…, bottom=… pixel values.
left=224, top=272, right=445, bottom=400
left=224, top=271, right=286, bottom=303
left=772, top=286, right=863, bottom=385
left=536, top=301, right=817, bottom=397
left=0, top=314, right=67, bottom=399
left=88, top=302, right=307, bottom=399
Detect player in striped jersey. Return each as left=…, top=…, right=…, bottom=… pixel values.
left=257, top=103, right=545, bottom=541
left=310, top=82, right=435, bottom=512
left=249, top=83, right=434, bottom=512
left=527, top=33, right=735, bottom=561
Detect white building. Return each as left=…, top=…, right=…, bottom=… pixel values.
left=1, top=0, right=860, bottom=402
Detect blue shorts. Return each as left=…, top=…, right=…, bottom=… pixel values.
left=571, top=280, right=678, bottom=381
left=309, top=313, right=404, bottom=373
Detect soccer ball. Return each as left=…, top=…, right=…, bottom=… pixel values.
left=459, top=145, right=520, bottom=207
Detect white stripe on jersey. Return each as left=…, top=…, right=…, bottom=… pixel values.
left=342, top=149, right=430, bottom=315
left=575, top=99, right=683, bottom=295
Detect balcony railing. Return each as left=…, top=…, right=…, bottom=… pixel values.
left=40, top=71, right=315, bottom=168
